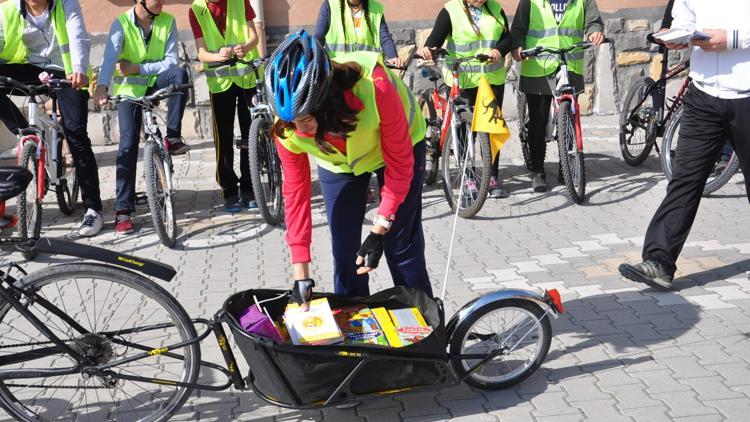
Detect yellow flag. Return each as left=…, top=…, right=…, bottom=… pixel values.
left=471, top=75, right=511, bottom=161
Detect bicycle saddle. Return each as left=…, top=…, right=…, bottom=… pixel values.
left=0, top=166, right=33, bottom=202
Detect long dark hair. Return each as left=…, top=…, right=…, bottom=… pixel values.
left=272, top=61, right=363, bottom=153
left=339, top=0, right=375, bottom=43
left=462, top=0, right=507, bottom=32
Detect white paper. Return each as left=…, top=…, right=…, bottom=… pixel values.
left=653, top=28, right=711, bottom=44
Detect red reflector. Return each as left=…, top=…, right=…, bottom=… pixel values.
left=545, top=289, right=564, bottom=314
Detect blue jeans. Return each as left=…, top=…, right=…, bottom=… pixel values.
left=115, top=66, right=188, bottom=212
left=317, top=140, right=432, bottom=297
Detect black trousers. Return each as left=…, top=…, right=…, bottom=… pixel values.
left=643, top=86, right=750, bottom=273
left=525, top=93, right=553, bottom=174
left=461, top=83, right=504, bottom=177
left=0, top=64, right=102, bottom=211
left=209, top=83, right=256, bottom=199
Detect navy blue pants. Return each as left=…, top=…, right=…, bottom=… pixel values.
left=115, top=66, right=188, bottom=212
left=317, top=140, right=432, bottom=297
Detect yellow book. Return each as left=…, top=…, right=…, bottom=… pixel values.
left=284, top=298, right=344, bottom=345
left=372, top=307, right=403, bottom=347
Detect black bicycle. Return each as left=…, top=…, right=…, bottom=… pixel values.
left=0, top=165, right=563, bottom=420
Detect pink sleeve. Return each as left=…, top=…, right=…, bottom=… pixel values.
left=372, top=65, right=414, bottom=219
left=276, top=137, right=312, bottom=263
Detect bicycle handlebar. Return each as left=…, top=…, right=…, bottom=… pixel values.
left=109, top=83, right=193, bottom=106
left=0, top=75, right=71, bottom=96
left=412, top=48, right=490, bottom=64
left=519, top=39, right=611, bottom=59
left=207, top=54, right=270, bottom=71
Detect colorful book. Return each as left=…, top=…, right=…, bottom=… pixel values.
left=372, top=307, right=402, bottom=347
left=283, top=298, right=344, bottom=346
left=333, top=305, right=389, bottom=346
left=388, top=308, right=433, bottom=347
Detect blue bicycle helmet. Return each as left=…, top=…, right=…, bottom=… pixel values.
left=265, top=30, right=333, bottom=122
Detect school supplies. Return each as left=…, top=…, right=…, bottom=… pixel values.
left=284, top=298, right=344, bottom=346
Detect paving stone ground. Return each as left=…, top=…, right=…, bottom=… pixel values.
left=2, top=114, right=749, bottom=421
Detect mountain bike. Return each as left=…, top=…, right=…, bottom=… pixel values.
left=519, top=41, right=606, bottom=204
left=108, top=83, right=193, bottom=247
left=0, top=165, right=564, bottom=421
left=619, top=34, right=740, bottom=195
left=0, top=75, right=80, bottom=259
left=414, top=48, right=494, bottom=218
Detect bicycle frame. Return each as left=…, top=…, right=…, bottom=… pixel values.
left=546, top=60, right=584, bottom=152
left=142, top=105, right=174, bottom=193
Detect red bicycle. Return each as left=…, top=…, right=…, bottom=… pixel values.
left=416, top=48, right=494, bottom=218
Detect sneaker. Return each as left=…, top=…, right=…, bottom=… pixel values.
left=114, top=213, right=135, bottom=235
left=618, top=260, right=674, bottom=290
left=488, top=176, right=510, bottom=199
left=165, top=137, right=190, bottom=155
left=240, top=191, right=258, bottom=210
left=460, top=178, right=478, bottom=208
left=224, top=196, right=242, bottom=213
left=532, top=172, right=548, bottom=193
left=78, top=209, right=103, bottom=237
left=236, top=137, right=249, bottom=150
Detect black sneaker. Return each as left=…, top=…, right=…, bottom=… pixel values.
left=618, top=260, right=674, bottom=290
left=165, top=137, right=190, bottom=155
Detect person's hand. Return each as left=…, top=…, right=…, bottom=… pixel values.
left=386, top=56, right=405, bottom=68
left=487, top=48, right=501, bottom=63
left=664, top=40, right=689, bottom=50
left=233, top=43, right=251, bottom=59
left=693, top=29, right=727, bottom=52
left=588, top=31, right=605, bottom=45
left=92, top=85, right=109, bottom=107
left=218, top=47, right=234, bottom=60
left=356, top=231, right=385, bottom=275
left=290, top=278, right=315, bottom=311
left=116, top=61, right=139, bottom=76
left=66, top=72, right=88, bottom=90
left=416, top=46, right=433, bottom=61
left=512, top=47, right=523, bottom=61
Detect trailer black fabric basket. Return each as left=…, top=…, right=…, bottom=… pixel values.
left=223, top=286, right=449, bottom=406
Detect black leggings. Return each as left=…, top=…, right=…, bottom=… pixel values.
left=525, top=93, right=553, bottom=174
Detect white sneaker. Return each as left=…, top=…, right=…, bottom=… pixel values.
left=78, top=209, right=103, bottom=237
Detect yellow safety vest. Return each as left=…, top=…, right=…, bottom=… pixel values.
left=521, top=0, right=585, bottom=77
left=443, top=0, right=506, bottom=89
left=324, top=0, right=384, bottom=62
left=191, top=0, right=260, bottom=93
left=112, top=11, right=174, bottom=98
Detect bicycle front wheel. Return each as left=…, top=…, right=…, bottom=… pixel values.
left=516, top=91, right=533, bottom=172
left=419, top=93, right=441, bottom=186
left=557, top=101, right=586, bottom=204
left=17, top=141, right=42, bottom=259
left=0, top=263, right=200, bottom=422
left=661, top=107, right=740, bottom=196
left=144, top=141, right=176, bottom=247
left=249, top=116, right=284, bottom=225
left=55, top=135, right=79, bottom=216
left=619, top=77, right=657, bottom=166
left=441, top=110, right=491, bottom=218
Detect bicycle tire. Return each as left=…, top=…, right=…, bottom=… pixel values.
left=17, top=141, right=42, bottom=260
left=144, top=141, right=176, bottom=247
left=419, top=93, right=441, bottom=186
left=441, top=109, right=491, bottom=218
left=619, top=77, right=657, bottom=166
left=249, top=116, right=284, bottom=225
left=449, top=299, right=551, bottom=390
left=557, top=101, right=586, bottom=204
left=516, top=91, right=533, bottom=172
left=661, top=107, right=741, bottom=196
left=54, top=135, right=79, bottom=216
left=0, top=263, right=200, bottom=422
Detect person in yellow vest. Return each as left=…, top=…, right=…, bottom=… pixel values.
left=314, top=0, right=404, bottom=69
left=266, top=31, right=432, bottom=297
left=189, top=0, right=260, bottom=213
left=417, top=0, right=512, bottom=199
left=0, top=0, right=104, bottom=237
left=511, top=0, right=604, bottom=192
left=93, top=0, right=189, bottom=235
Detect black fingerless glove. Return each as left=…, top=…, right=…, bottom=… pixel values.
left=357, top=232, right=385, bottom=269
left=290, top=278, right=315, bottom=306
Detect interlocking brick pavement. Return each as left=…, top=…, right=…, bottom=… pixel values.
left=1, top=113, right=749, bottom=421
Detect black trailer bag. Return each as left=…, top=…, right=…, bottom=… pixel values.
left=223, top=286, right=449, bottom=406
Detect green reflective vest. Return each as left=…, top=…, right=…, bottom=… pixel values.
left=521, top=0, right=585, bottom=77
left=191, top=0, right=259, bottom=93
left=324, top=0, right=383, bottom=62
left=443, top=0, right=506, bottom=89
left=112, top=11, right=174, bottom=98
left=0, top=0, right=74, bottom=75
left=278, top=52, right=425, bottom=175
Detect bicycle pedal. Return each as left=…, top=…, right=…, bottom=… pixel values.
left=135, top=193, right=148, bottom=205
